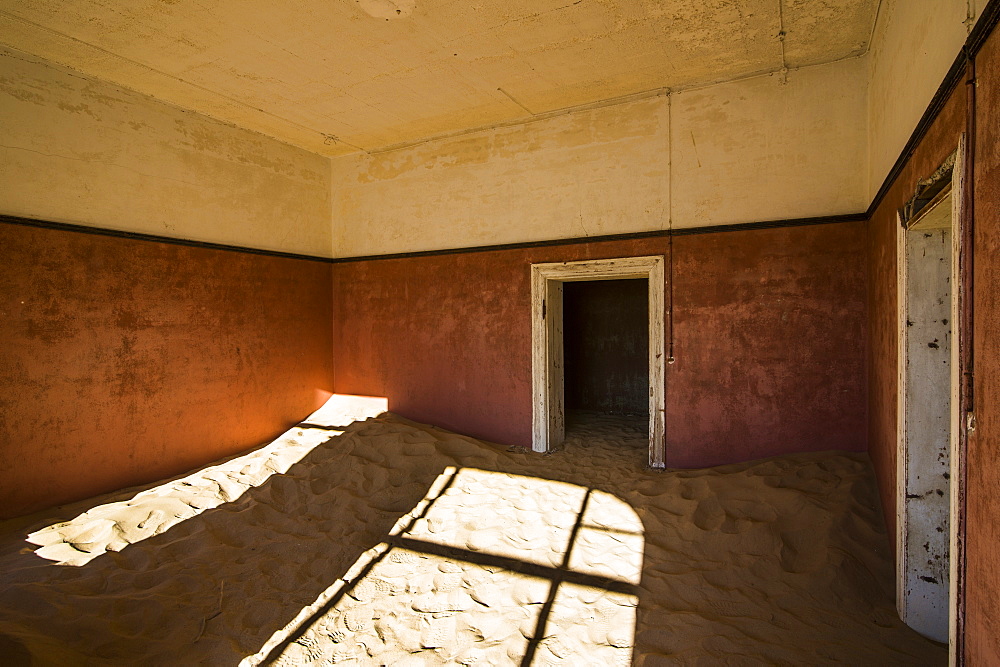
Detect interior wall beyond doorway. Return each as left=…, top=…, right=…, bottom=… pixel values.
left=563, top=279, right=649, bottom=416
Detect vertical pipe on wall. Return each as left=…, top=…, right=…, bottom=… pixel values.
left=963, top=55, right=977, bottom=426
left=667, top=229, right=675, bottom=365
left=666, top=92, right=676, bottom=365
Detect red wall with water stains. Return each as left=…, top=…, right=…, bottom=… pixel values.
left=333, top=220, right=867, bottom=467
left=0, top=223, right=334, bottom=519
left=864, top=22, right=1000, bottom=662
left=966, top=25, right=1000, bottom=664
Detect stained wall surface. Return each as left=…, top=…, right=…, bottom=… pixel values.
left=332, top=221, right=867, bottom=467
left=966, top=22, right=1000, bottom=664
left=330, top=58, right=867, bottom=257
left=0, top=47, right=332, bottom=256
left=0, top=223, right=334, bottom=518
left=0, top=0, right=879, bottom=156
left=864, top=8, right=1000, bottom=662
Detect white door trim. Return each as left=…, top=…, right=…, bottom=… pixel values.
left=947, top=136, right=966, bottom=664
left=895, top=206, right=908, bottom=619
left=895, top=137, right=966, bottom=653
left=530, top=256, right=666, bottom=468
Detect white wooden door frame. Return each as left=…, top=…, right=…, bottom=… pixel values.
left=895, top=137, right=966, bottom=653
left=947, top=137, right=966, bottom=664
left=530, top=256, right=666, bottom=468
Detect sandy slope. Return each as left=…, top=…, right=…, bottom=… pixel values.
left=0, top=403, right=946, bottom=665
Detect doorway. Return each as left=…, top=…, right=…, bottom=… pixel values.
left=563, top=278, right=649, bottom=458
left=896, top=144, right=965, bottom=649
left=530, top=256, right=665, bottom=468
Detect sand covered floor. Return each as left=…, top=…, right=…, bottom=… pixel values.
left=0, top=399, right=946, bottom=665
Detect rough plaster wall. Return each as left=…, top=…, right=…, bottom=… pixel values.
left=330, top=58, right=867, bottom=257
left=966, top=21, right=1000, bottom=665
left=332, top=222, right=868, bottom=465
left=0, top=47, right=332, bottom=256
left=0, top=0, right=877, bottom=155
left=0, top=223, right=335, bottom=519
left=867, top=0, right=974, bottom=199
left=864, top=12, right=1000, bottom=660
left=865, top=80, right=966, bottom=571
left=331, top=95, right=670, bottom=256
left=670, top=57, right=867, bottom=228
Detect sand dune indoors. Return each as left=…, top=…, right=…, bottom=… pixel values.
left=0, top=401, right=945, bottom=665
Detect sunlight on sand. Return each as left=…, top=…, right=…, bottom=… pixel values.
left=0, top=412, right=947, bottom=664
left=25, top=395, right=388, bottom=566
left=243, top=467, right=643, bottom=666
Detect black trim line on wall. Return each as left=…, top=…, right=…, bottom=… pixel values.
left=347, top=0, right=1000, bottom=264
left=866, top=0, right=1000, bottom=218
left=1, top=211, right=867, bottom=265
left=866, top=51, right=967, bottom=217
left=969, top=0, right=1000, bottom=60
left=0, top=214, right=332, bottom=264
left=2, top=0, right=996, bottom=266
left=327, top=214, right=868, bottom=264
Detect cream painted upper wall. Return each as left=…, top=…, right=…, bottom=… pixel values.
left=0, top=47, right=331, bottom=256
left=4, top=0, right=978, bottom=258
left=671, top=57, right=867, bottom=228
left=331, top=94, right=670, bottom=256
left=867, top=0, right=975, bottom=198
left=331, top=57, right=867, bottom=257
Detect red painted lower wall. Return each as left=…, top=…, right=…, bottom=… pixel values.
left=0, top=223, right=334, bottom=519
left=865, top=24, right=1000, bottom=662
left=333, top=221, right=868, bottom=467
left=866, top=79, right=968, bottom=559
left=966, top=26, right=1000, bottom=664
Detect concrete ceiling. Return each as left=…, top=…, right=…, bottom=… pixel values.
left=0, top=0, right=878, bottom=156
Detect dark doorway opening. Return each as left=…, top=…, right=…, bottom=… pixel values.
left=562, top=278, right=649, bottom=449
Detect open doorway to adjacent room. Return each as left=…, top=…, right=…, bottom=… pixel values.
left=561, top=278, right=649, bottom=460
left=531, top=256, right=665, bottom=468
left=896, top=142, right=967, bottom=655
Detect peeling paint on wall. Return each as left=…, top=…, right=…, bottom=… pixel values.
left=0, top=0, right=879, bottom=154
left=355, top=0, right=416, bottom=20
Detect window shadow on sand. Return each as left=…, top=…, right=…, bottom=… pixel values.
left=0, top=407, right=948, bottom=665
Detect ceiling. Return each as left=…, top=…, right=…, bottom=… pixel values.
left=0, top=0, right=878, bottom=156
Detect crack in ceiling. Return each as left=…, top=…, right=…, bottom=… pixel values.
left=0, top=0, right=879, bottom=156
